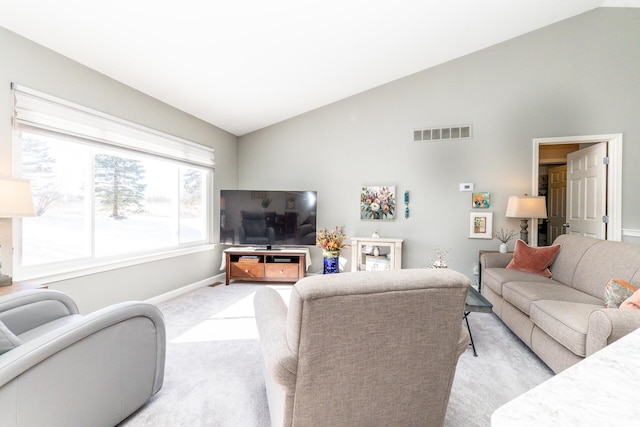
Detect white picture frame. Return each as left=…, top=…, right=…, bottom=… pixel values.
left=469, top=211, right=493, bottom=239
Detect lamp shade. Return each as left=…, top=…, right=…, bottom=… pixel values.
left=506, top=195, right=547, bottom=219
left=0, top=177, right=36, bottom=217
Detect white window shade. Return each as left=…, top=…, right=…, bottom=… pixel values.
left=12, top=84, right=214, bottom=168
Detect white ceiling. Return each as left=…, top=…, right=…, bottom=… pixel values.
left=0, top=0, right=637, bottom=136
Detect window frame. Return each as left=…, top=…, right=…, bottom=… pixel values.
left=11, top=85, right=215, bottom=283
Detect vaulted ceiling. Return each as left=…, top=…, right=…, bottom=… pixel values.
left=0, top=1, right=635, bottom=136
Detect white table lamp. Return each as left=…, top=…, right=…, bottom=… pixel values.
left=506, top=195, right=547, bottom=245
left=0, top=177, right=36, bottom=286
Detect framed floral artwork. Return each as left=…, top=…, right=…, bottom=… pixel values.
left=360, top=186, right=396, bottom=220
left=469, top=211, right=493, bottom=239
left=472, top=192, right=490, bottom=208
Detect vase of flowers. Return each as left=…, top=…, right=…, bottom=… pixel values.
left=494, top=228, right=517, bottom=253
left=316, top=226, right=348, bottom=274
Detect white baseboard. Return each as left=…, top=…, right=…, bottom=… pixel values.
left=622, top=229, right=640, bottom=238
left=145, top=273, right=226, bottom=305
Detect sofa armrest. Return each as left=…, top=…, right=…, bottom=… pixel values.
left=480, top=252, right=514, bottom=270
left=586, top=308, right=640, bottom=356
left=254, top=287, right=297, bottom=387
left=0, top=289, right=79, bottom=335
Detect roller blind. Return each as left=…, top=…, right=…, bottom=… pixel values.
left=12, top=83, right=215, bottom=168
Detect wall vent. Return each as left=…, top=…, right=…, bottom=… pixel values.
left=413, top=124, right=472, bottom=142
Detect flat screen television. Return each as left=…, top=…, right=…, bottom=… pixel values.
left=220, top=190, right=317, bottom=248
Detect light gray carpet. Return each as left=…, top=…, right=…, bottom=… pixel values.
left=119, top=282, right=553, bottom=427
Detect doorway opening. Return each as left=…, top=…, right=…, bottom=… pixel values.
left=532, top=134, right=622, bottom=246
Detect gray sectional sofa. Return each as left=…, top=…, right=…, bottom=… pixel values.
left=481, top=234, right=640, bottom=373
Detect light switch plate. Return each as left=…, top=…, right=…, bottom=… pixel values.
left=459, top=183, right=474, bottom=192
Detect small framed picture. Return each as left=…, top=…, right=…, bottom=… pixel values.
left=469, top=211, right=493, bottom=239
left=472, top=192, right=490, bottom=208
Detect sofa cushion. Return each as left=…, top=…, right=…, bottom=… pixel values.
left=530, top=300, right=602, bottom=357
left=482, top=268, right=556, bottom=297
left=571, top=238, right=640, bottom=300
left=604, top=278, right=637, bottom=308
left=502, top=281, right=602, bottom=316
left=0, top=320, right=22, bottom=355
left=547, top=234, right=602, bottom=288
left=506, top=240, right=561, bottom=278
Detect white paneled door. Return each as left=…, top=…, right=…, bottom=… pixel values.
left=566, top=143, right=607, bottom=239
left=547, top=164, right=567, bottom=242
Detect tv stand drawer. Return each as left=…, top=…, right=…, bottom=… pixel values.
left=230, top=263, right=264, bottom=279
left=265, top=263, right=299, bottom=280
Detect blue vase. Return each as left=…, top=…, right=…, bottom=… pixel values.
left=323, top=250, right=340, bottom=274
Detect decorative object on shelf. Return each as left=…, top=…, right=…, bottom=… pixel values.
left=0, top=177, right=36, bottom=287
left=373, top=246, right=381, bottom=256
left=261, top=196, right=272, bottom=209
left=371, top=229, right=380, bottom=238
left=472, top=192, right=490, bottom=208
left=469, top=211, right=493, bottom=239
left=316, top=225, right=348, bottom=274
left=506, top=195, right=548, bottom=244
left=494, top=227, right=518, bottom=253
left=425, top=246, right=452, bottom=269
left=360, top=185, right=396, bottom=220
left=404, top=190, right=410, bottom=218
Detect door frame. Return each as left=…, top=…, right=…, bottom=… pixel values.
left=532, top=133, right=622, bottom=246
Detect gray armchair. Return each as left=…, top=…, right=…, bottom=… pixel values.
left=0, top=289, right=165, bottom=427
left=254, top=268, right=470, bottom=427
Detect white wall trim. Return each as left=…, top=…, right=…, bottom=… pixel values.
left=145, top=273, right=226, bottom=305
left=622, top=229, right=640, bottom=238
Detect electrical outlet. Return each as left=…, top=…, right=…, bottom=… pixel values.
left=473, top=263, right=479, bottom=275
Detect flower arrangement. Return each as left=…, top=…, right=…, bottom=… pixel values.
left=316, top=226, right=348, bottom=252
left=360, top=186, right=396, bottom=220
left=494, top=228, right=518, bottom=244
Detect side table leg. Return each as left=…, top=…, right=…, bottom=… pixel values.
left=464, top=312, right=478, bottom=357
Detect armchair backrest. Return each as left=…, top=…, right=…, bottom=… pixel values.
left=283, top=269, right=469, bottom=426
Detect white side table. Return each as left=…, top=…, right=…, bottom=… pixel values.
left=350, top=237, right=403, bottom=272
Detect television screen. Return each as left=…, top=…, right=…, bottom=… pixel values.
left=220, top=190, right=317, bottom=248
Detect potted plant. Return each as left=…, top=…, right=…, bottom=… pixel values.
left=494, top=228, right=518, bottom=253
left=316, top=226, right=348, bottom=274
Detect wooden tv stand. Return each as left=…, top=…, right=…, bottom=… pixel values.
left=224, top=248, right=307, bottom=285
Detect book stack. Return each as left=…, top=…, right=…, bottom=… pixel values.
left=238, top=256, right=260, bottom=263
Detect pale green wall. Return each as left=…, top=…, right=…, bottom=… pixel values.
left=239, top=8, right=640, bottom=279
left=0, top=26, right=238, bottom=312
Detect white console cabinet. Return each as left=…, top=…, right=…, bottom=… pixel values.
left=350, top=237, right=403, bottom=272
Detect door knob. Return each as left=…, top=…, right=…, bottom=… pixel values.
left=563, top=223, right=570, bottom=228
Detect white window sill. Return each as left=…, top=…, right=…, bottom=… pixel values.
left=14, top=244, right=217, bottom=285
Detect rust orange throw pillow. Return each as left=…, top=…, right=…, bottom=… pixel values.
left=621, top=288, right=640, bottom=310
left=506, top=239, right=561, bottom=278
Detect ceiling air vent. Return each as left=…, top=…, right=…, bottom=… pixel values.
left=413, top=124, right=472, bottom=142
